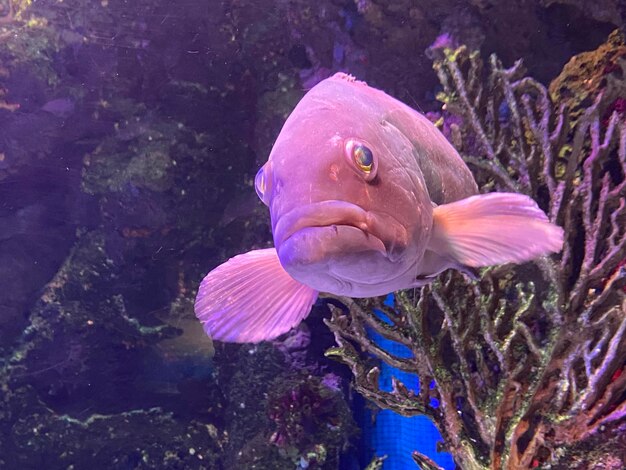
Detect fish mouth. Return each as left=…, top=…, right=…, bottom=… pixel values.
left=273, top=200, right=408, bottom=261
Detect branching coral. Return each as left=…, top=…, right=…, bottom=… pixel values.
left=325, top=39, right=626, bottom=469
left=267, top=374, right=356, bottom=469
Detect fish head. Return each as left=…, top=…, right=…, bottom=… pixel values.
left=255, top=75, right=433, bottom=297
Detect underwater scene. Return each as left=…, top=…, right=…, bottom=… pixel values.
left=1, top=0, right=626, bottom=469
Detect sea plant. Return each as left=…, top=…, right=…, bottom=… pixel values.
left=325, top=40, right=626, bottom=469
left=267, top=374, right=356, bottom=469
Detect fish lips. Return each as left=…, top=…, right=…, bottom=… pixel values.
left=273, top=200, right=408, bottom=265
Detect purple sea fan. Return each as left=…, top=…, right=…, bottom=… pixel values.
left=325, top=40, right=626, bottom=469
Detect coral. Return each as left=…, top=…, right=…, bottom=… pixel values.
left=549, top=29, right=626, bottom=126
left=325, top=39, right=626, bottom=468
left=364, top=454, right=387, bottom=470
left=0, top=0, right=61, bottom=86
left=214, top=341, right=357, bottom=470
left=267, top=374, right=356, bottom=468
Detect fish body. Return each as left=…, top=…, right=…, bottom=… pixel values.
left=195, top=73, right=563, bottom=343
left=263, top=74, right=477, bottom=298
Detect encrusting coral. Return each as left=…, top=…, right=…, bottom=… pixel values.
left=325, top=33, right=626, bottom=469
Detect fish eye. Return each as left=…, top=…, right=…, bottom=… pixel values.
left=354, top=145, right=373, bottom=172
left=345, top=139, right=377, bottom=181
left=255, top=165, right=272, bottom=205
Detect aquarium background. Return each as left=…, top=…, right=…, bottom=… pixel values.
left=0, top=0, right=625, bottom=469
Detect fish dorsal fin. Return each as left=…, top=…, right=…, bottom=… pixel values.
left=194, top=248, right=318, bottom=343
left=429, top=192, right=564, bottom=267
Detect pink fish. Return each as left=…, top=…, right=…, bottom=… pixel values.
left=195, top=73, right=563, bottom=343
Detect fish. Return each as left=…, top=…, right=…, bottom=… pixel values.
left=195, top=73, right=564, bottom=343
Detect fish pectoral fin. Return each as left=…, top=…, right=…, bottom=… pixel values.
left=194, top=248, right=318, bottom=343
left=429, top=193, right=564, bottom=268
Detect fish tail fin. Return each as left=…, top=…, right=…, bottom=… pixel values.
left=430, top=193, right=564, bottom=267
left=194, top=248, right=318, bottom=343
